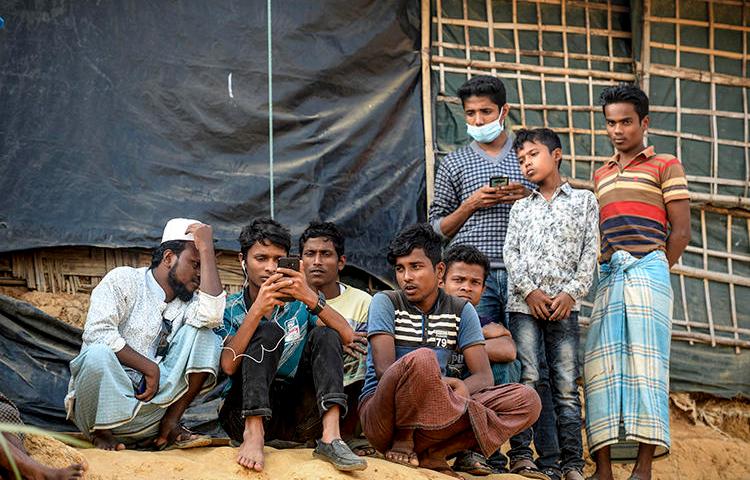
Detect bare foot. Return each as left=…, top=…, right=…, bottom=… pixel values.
left=41, top=463, right=86, bottom=480
left=384, top=429, right=419, bottom=467
left=236, top=417, right=265, bottom=472
left=91, top=430, right=125, bottom=451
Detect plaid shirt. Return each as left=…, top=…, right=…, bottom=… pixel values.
left=429, top=140, right=535, bottom=266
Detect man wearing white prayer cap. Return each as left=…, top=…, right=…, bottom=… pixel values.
left=65, top=218, right=226, bottom=451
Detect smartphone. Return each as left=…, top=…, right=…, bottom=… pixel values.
left=489, top=175, right=509, bottom=188
left=277, top=256, right=300, bottom=303
left=277, top=256, right=300, bottom=273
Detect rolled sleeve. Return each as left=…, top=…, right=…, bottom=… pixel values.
left=186, top=290, right=227, bottom=329
left=81, top=271, right=131, bottom=352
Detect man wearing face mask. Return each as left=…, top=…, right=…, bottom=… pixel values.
left=429, top=75, right=534, bottom=330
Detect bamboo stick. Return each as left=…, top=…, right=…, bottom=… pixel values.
left=421, top=0, right=436, bottom=209
left=645, top=63, right=750, bottom=88
left=432, top=55, right=637, bottom=81
left=431, top=17, right=632, bottom=39
left=434, top=41, right=632, bottom=64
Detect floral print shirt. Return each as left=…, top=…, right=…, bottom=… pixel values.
left=503, top=183, right=599, bottom=314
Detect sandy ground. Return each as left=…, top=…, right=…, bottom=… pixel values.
left=8, top=288, right=750, bottom=479
left=17, top=407, right=748, bottom=480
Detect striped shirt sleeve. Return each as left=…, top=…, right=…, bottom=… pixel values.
left=660, top=157, right=690, bottom=203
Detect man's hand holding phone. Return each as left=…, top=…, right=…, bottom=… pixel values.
left=275, top=257, right=318, bottom=307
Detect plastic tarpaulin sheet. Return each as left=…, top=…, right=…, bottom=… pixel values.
left=0, top=0, right=425, bottom=281
left=0, top=294, right=226, bottom=433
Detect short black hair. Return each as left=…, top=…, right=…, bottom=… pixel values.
left=443, top=245, right=490, bottom=282
left=513, top=128, right=563, bottom=169
left=150, top=240, right=188, bottom=269
left=457, top=75, right=507, bottom=109
left=299, top=221, right=345, bottom=258
left=238, top=218, right=291, bottom=257
left=387, top=223, right=443, bottom=267
left=600, top=83, right=649, bottom=121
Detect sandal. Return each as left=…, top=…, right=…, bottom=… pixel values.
left=158, top=424, right=211, bottom=451
left=510, top=458, right=552, bottom=480
left=346, top=438, right=377, bottom=457
left=452, top=450, right=493, bottom=476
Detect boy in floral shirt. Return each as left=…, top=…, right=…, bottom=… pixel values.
left=504, top=128, right=599, bottom=480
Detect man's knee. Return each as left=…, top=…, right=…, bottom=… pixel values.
left=79, top=344, right=119, bottom=377
left=308, top=325, right=342, bottom=346
left=243, top=321, right=285, bottom=354
left=516, top=384, right=542, bottom=423
left=402, top=348, right=438, bottom=371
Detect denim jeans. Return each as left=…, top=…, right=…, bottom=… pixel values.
left=219, top=322, right=348, bottom=443
left=476, top=267, right=509, bottom=328
left=508, top=312, right=584, bottom=474
left=535, top=347, right=562, bottom=474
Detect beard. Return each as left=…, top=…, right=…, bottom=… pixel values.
left=168, top=263, right=195, bottom=302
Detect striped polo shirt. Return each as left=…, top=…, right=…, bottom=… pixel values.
left=594, top=146, right=689, bottom=263
left=359, top=289, right=485, bottom=400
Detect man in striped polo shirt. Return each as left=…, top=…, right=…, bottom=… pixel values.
left=584, top=84, right=691, bottom=480
left=358, top=224, right=540, bottom=477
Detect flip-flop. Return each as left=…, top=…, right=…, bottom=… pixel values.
left=346, top=438, right=377, bottom=457
left=452, top=450, right=493, bottom=476
left=510, top=458, right=552, bottom=480
left=159, top=425, right=211, bottom=451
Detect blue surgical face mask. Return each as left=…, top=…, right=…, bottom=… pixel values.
left=466, top=117, right=504, bottom=144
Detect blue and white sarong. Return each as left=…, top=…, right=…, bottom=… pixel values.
left=584, top=250, right=672, bottom=457
left=66, top=324, right=220, bottom=444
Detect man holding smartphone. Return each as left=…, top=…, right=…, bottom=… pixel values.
left=429, top=75, right=534, bottom=330
left=215, top=218, right=366, bottom=473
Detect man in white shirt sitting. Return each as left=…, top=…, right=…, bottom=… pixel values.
left=65, top=218, right=226, bottom=451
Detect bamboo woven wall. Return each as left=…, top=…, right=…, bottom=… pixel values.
left=0, top=248, right=246, bottom=295
left=429, top=0, right=750, bottom=351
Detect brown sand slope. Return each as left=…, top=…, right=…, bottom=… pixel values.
left=19, top=403, right=747, bottom=480
left=9, top=288, right=750, bottom=479
left=75, top=446, right=528, bottom=480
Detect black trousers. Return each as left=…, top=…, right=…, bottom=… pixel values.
left=219, top=322, right=347, bottom=443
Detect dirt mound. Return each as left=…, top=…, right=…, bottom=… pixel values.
left=0, top=286, right=90, bottom=329
left=25, top=433, right=89, bottom=472
left=671, top=392, right=750, bottom=443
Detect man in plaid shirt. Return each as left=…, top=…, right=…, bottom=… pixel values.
left=429, top=75, right=534, bottom=329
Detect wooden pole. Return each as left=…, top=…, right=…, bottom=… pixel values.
left=422, top=0, right=436, bottom=210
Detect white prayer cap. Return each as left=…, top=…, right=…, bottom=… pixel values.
left=161, top=218, right=201, bottom=243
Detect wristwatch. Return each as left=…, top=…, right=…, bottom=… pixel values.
left=307, top=292, right=327, bottom=315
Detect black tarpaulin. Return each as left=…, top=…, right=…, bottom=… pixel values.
left=0, top=294, right=226, bottom=433
left=0, top=0, right=425, bottom=281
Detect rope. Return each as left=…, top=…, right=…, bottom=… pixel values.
left=267, top=0, right=275, bottom=219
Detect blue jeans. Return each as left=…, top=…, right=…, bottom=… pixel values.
left=508, top=312, right=584, bottom=474
left=476, top=268, right=509, bottom=328
left=535, top=347, right=561, bottom=474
